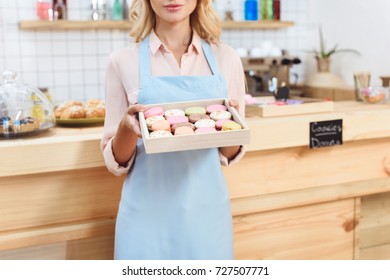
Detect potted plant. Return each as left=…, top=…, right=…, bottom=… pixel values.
left=308, top=26, right=360, bottom=72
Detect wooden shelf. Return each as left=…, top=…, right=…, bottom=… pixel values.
left=18, top=20, right=132, bottom=30
left=18, top=20, right=294, bottom=31
left=222, top=20, right=294, bottom=29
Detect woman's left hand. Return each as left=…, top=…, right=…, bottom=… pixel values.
left=228, top=99, right=239, bottom=112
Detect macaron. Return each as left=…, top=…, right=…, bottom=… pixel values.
left=174, top=126, right=195, bottom=136
left=166, top=115, right=189, bottom=126
left=210, top=110, right=232, bottom=121
left=194, top=119, right=216, bottom=129
left=171, top=122, right=195, bottom=133
left=215, top=119, right=231, bottom=130
left=144, top=107, right=164, bottom=119
left=206, top=104, right=227, bottom=113
left=221, top=121, right=242, bottom=131
left=184, top=106, right=206, bottom=116
left=195, top=127, right=217, bottom=134
left=151, top=119, right=171, bottom=132
left=164, top=109, right=185, bottom=117
left=150, top=130, right=173, bottom=138
left=145, top=115, right=165, bottom=130
left=189, top=113, right=210, bottom=123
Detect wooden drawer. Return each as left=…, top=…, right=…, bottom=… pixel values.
left=0, top=167, right=123, bottom=231
left=233, top=199, right=358, bottom=260
left=360, top=192, right=390, bottom=259
left=0, top=234, right=114, bottom=260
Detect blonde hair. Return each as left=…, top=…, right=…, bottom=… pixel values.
left=129, top=0, right=221, bottom=43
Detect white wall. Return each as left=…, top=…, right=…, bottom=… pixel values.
left=308, top=0, right=390, bottom=86
left=2, top=0, right=388, bottom=103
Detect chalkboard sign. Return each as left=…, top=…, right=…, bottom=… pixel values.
left=310, top=119, right=343, bottom=149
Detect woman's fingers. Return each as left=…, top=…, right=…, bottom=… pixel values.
left=127, top=104, right=148, bottom=115
left=228, top=99, right=239, bottom=111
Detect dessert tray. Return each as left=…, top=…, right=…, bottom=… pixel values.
left=139, top=98, right=250, bottom=154
left=246, top=96, right=334, bottom=118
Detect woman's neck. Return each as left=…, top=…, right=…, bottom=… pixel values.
left=155, top=22, right=193, bottom=66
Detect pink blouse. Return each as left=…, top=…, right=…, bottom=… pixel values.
left=101, top=30, right=246, bottom=176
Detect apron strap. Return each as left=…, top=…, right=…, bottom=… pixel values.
left=201, top=40, right=220, bottom=76
left=139, top=37, right=151, bottom=89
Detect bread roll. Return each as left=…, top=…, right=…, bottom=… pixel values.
left=60, top=105, right=86, bottom=119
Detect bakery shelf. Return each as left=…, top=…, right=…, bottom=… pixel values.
left=222, top=20, right=294, bottom=29
left=18, top=20, right=132, bottom=30
left=18, top=20, right=294, bottom=31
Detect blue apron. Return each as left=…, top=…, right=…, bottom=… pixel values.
left=114, top=36, right=233, bottom=260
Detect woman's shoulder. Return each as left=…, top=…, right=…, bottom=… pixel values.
left=108, top=43, right=139, bottom=64
left=211, top=42, right=241, bottom=64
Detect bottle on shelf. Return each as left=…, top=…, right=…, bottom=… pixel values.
left=273, top=0, right=280, bottom=20
left=122, top=0, right=129, bottom=20
left=52, top=0, right=67, bottom=20
left=111, top=0, right=123, bottom=20
left=244, top=0, right=258, bottom=21
left=36, top=0, right=52, bottom=20
left=224, top=0, right=234, bottom=21
left=91, top=0, right=108, bottom=20
left=261, top=0, right=273, bottom=20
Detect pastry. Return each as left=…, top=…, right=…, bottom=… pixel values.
left=150, top=130, right=173, bottom=138
left=86, top=98, right=104, bottom=107
left=12, top=117, right=40, bottom=133
left=166, top=115, right=189, bottom=126
left=206, top=104, right=227, bottom=113
left=60, top=105, right=86, bottom=119
left=144, top=107, right=164, bottom=119
left=171, top=122, right=195, bottom=133
left=188, top=113, right=210, bottom=123
left=215, top=119, right=231, bottom=130
left=84, top=105, right=105, bottom=118
left=174, top=126, right=195, bottom=135
left=164, top=109, right=185, bottom=117
left=184, top=106, right=206, bottom=116
left=0, top=116, right=12, bottom=134
left=145, top=115, right=165, bottom=130
left=221, top=121, right=242, bottom=131
left=151, top=119, right=171, bottom=132
left=195, top=127, right=217, bottom=134
left=55, top=100, right=83, bottom=118
left=210, top=110, right=232, bottom=121
left=194, top=119, right=216, bottom=129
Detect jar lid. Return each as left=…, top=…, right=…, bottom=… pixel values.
left=0, top=71, right=55, bottom=138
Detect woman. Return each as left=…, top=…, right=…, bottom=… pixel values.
left=101, top=0, right=246, bottom=260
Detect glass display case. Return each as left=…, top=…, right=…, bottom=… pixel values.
left=0, top=71, right=55, bottom=138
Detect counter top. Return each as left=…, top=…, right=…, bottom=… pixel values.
left=1, top=101, right=390, bottom=177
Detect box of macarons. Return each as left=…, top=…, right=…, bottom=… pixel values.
left=139, top=98, right=250, bottom=154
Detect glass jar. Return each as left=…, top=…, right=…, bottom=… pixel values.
left=0, top=71, right=55, bottom=138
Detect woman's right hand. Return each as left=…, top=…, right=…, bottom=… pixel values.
left=121, top=104, right=148, bottom=138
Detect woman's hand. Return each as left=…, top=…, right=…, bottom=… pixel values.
left=219, top=99, right=241, bottom=162
left=228, top=99, right=239, bottom=113
left=121, top=104, right=148, bottom=138
left=112, top=104, right=147, bottom=166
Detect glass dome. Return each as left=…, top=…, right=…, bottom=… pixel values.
left=0, top=71, right=55, bottom=138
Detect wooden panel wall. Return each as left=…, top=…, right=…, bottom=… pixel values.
left=360, top=192, right=390, bottom=259
left=233, top=199, right=356, bottom=260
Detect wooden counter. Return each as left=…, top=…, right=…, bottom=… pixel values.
left=1, top=101, right=390, bottom=259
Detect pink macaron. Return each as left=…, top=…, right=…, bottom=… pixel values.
left=144, top=107, right=164, bottom=119
left=206, top=104, right=227, bottom=114
left=151, top=119, right=171, bottom=132
left=195, top=127, right=217, bottom=134
left=166, top=115, right=189, bottom=126
left=215, top=119, right=231, bottom=130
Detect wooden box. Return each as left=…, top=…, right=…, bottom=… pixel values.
left=139, top=99, right=250, bottom=154
left=247, top=97, right=334, bottom=118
